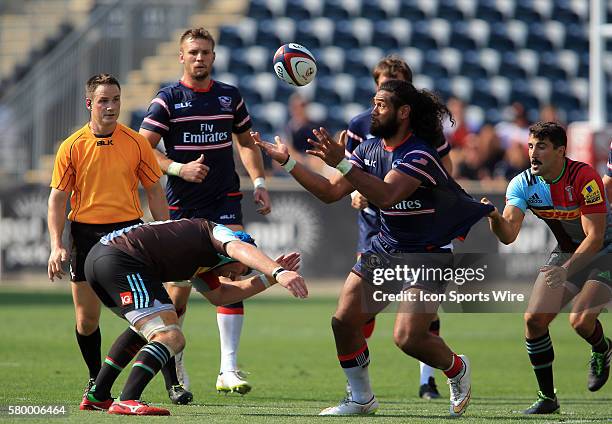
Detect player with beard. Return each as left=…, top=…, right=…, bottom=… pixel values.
left=254, top=79, right=493, bottom=417
left=482, top=122, right=612, bottom=414
left=345, top=55, right=451, bottom=400
left=140, top=28, right=271, bottom=402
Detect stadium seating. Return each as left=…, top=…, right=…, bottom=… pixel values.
left=125, top=0, right=612, bottom=135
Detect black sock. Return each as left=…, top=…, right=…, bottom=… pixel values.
left=160, top=357, right=180, bottom=389
left=584, top=320, right=609, bottom=354
left=120, top=341, right=172, bottom=401
left=90, top=327, right=146, bottom=400
left=76, top=326, right=102, bottom=379
left=526, top=332, right=555, bottom=399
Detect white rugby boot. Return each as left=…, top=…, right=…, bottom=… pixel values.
left=216, top=370, right=252, bottom=394
left=448, top=355, right=471, bottom=417
left=175, top=351, right=190, bottom=390
left=319, top=396, right=378, bottom=416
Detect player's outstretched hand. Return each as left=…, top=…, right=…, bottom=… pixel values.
left=251, top=131, right=290, bottom=164
left=254, top=187, right=271, bottom=215
left=180, top=154, right=210, bottom=183
left=277, top=271, right=308, bottom=299
left=307, top=128, right=346, bottom=167
left=48, top=246, right=68, bottom=282
left=480, top=197, right=500, bottom=218
left=275, top=252, right=301, bottom=272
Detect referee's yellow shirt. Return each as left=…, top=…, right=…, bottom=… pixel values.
left=50, top=123, right=163, bottom=224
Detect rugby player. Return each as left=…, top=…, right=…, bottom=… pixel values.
left=482, top=122, right=612, bottom=414
left=346, top=55, right=452, bottom=400
left=255, top=79, right=493, bottom=416
left=80, top=219, right=306, bottom=415
left=140, top=27, right=271, bottom=398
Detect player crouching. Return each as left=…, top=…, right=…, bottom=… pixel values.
left=79, top=218, right=306, bottom=415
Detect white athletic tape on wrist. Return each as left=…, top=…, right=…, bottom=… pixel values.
left=167, top=161, right=184, bottom=177
left=253, top=177, right=266, bottom=190
left=259, top=273, right=272, bottom=288
left=336, top=159, right=353, bottom=175
left=282, top=158, right=297, bottom=172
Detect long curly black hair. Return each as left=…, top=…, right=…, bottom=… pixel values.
left=378, top=79, right=453, bottom=148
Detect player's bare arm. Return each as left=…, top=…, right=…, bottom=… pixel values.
left=307, top=128, right=421, bottom=209
left=201, top=252, right=303, bottom=305
left=481, top=200, right=525, bottom=245
left=253, top=131, right=353, bottom=203
left=139, top=128, right=209, bottom=182
left=47, top=188, right=69, bottom=281
left=224, top=240, right=307, bottom=298
left=144, top=181, right=170, bottom=221
left=235, top=131, right=271, bottom=215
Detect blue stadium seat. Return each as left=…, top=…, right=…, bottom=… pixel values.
left=471, top=79, right=499, bottom=109
left=488, top=28, right=516, bottom=53
left=398, top=1, right=427, bottom=21
left=551, top=4, right=582, bottom=25
left=564, top=24, right=588, bottom=51
left=372, top=22, right=400, bottom=50
left=361, top=0, right=388, bottom=20
left=449, top=23, right=478, bottom=51
left=229, top=53, right=256, bottom=76
left=285, top=0, right=312, bottom=20
left=438, top=0, right=465, bottom=21
left=460, top=51, right=489, bottom=79
left=537, top=53, right=568, bottom=82
left=353, top=76, right=376, bottom=106
left=247, top=0, right=274, bottom=20
left=255, top=22, right=282, bottom=49
left=498, top=53, right=527, bottom=80
left=314, top=77, right=342, bottom=105
left=344, top=49, right=372, bottom=78
left=219, top=26, right=244, bottom=48
left=525, top=27, right=554, bottom=51
left=510, top=82, right=540, bottom=111
left=432, top=77, right=452, bottom=100
left=514, top=3, right=542, bottom=24
left=421, top=53, right=449, bottom=79
left=475, top=2, right=504, bottom=23
left=130, top=110, right=146, bottom=131
left=411, top=21, right=439, bottom=50
left=333, top=21, right=361, bottom=49
left=323, top=1, right=351, bottom=20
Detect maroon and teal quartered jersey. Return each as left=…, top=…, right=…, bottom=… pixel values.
left=141, top=80, right=252, bottom=209
left=506, top=158, right=612, bottom=252
left=350, top=133, right=493, bottom=251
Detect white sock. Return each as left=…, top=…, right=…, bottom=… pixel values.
left=420, top=361, right=435, bottom=385
left=343, top=366, right=373, bottom=403
left=217, top=312, right=243, bottom=372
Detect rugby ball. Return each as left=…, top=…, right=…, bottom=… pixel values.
left=273, top=43, right=317, bottom=86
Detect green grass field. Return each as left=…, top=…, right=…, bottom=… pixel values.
left=0, top=286, right=610, bottom=423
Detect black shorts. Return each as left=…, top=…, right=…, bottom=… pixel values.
left=353, top=235, right=454, bottom=295
left=84, top=243, right=172, bottom=317
left=69, top=219, right=142, bottom=282
left=169, top=193, right=243, bottom=226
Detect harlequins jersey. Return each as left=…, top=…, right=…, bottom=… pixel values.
left=506, top=158, right=612, bottom=251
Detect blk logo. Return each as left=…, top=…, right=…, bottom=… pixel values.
left=96, top=139, right=113, bottom=146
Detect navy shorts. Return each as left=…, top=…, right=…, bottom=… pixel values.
left=357, top=208, right=380, bottom=254
left=353, top=235, right=454, bottom=295
left=546, top=245, right=612, bottom=291
left=69, top=219, right=142, bottom=282
left=170, top=193, right=243, bottom=226
left=84, top=243, right=173, bottom=317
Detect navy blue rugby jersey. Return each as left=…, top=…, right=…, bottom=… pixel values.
left=141, top=80, right=252, bottom=209
left=346, top=106, right=451, bottom=158
left=350, top=134, right=493, bottom=251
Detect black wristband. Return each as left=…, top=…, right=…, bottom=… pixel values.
left=279, top=155, right=291, bottom=166
left=272, top=267, right=287, bottom=280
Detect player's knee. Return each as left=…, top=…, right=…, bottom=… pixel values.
left=151, top=329, right=185, bottom=355
left=75, top=314, right=100, bottom=335
left=569, top=312, right=593, bottom=336
left=393, top=327, right=422, bottom=354
left=524, top=312, right=551, bottom=334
